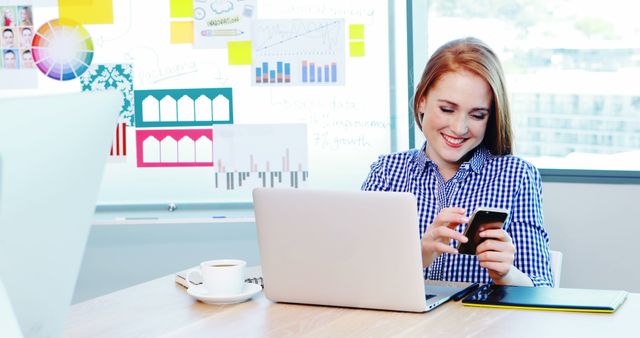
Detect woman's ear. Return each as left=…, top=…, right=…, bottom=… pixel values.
left=417, top=98, right=426, bottom=125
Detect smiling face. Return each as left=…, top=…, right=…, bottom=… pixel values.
left=418, top=70, right=492, bottom=172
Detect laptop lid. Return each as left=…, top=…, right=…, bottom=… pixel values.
left=253, top=188, right=431, bottom=312
left=0, top=91, right=121, bottom=338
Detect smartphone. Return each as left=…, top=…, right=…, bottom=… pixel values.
left=457, top=207, right=509, bottom=255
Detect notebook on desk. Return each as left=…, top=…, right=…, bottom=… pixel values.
left=462, top=284, right=628, bottom=313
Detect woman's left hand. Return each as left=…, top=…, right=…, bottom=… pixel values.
left=476, top=227, right=516, bottom=284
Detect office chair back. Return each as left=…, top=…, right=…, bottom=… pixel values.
left=550, top=250, right=563, bottom=288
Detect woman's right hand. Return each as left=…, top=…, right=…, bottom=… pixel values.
left=421, top=207, right=469, bottom=267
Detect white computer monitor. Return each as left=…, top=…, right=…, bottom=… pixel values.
left=0, top=91, right=122, bottom=338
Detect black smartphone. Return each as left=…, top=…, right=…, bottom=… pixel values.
left=457, top=207, right=509, bottom=255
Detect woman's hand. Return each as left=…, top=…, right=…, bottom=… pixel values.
left=474, top=227, right=534, bottom=286
left=421, top=207, right=468, bottom=268
left=476, top=228, right=517, bottom=284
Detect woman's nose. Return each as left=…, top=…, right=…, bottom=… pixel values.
left=451, top=115, right=469, bottom=136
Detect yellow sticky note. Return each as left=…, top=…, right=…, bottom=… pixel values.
left=58, top=0, right=114, bottom=24
left=350, top=41, right=365, bottom=57
left=227, top=41, right=252, bottom=65
left=170, top=0, right=193, bottom=19
left=170, top=21, right=194, bottom=44
left=349, top=24, right=365, bottom=40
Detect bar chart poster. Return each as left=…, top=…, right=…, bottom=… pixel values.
left=251, top=19, right=345, bottom=86
left=212, top=124, right=309, bottom=193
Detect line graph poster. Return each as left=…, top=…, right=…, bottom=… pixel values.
left=212, top=124, right=308, bottom=192
left=251, top=19, right=345, bottom=86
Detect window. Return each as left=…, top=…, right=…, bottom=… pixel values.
left=422, top=0, right=640, bottom=171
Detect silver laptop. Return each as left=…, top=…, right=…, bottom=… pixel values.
left=0, top=91, right=122, bottom=338
left=253, top=188, right=468, bottom=312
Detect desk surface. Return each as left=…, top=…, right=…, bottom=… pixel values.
left=64, top=273, right=638, bottom=338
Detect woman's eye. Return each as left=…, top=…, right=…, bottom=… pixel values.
left=439, top=107, right=454, bottom=113
left=471, top=112, right=488, bottom=120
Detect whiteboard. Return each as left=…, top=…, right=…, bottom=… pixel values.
left=1, top=0, right=401, bottom=206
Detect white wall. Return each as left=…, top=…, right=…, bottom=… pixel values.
left=542, top=182, right=640, bottom=292
left=73, top=182, right=640, bottom=303
left=72, top=219, right=260, bottom=304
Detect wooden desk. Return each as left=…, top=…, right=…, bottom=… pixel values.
left=64, top=273, right=638, bottom=338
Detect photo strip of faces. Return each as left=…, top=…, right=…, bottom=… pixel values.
left=1, top=5, right=33, bottom=69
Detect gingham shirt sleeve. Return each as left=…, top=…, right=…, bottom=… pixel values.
left=361, top=156, right=391, bottom=192
left=509, top=162, right=554, bottom=287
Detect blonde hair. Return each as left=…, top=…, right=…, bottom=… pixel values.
left=413, top=37, right=513, bottom=155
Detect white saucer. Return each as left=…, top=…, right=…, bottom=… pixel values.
left=187, top=282, right=262, bottom=305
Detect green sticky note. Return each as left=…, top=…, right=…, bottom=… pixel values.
left=228, top=41, right=252, bottom=65
left=349, top=24, right=365, bottom=40
left=349, top=41, right=365, bottom=57
left=170, top=0, right=193, bottom=18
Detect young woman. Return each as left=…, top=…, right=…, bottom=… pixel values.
left=18, top=6, right=32, bottom=26
left=362, top=37, right=553, bottom=287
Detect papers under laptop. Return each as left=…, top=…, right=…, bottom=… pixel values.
left=253, top=188, right=471, bottom=312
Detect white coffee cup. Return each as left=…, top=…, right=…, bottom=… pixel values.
left=186, top=259, right=246, bottom=295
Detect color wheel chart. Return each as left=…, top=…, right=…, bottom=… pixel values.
left=32, top=19, right=94, bottom=81
left=251, top=19, right=345, bottom=86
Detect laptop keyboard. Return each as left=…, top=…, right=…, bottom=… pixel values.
left=425, top=280, right=471, bottom=288
left=425, top=279, right=473, bottom=301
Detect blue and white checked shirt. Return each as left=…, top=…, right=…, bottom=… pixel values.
left=362, top=142, right=553, bottom=287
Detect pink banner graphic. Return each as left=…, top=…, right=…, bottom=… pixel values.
left=136, top=128, right=214, bottom=167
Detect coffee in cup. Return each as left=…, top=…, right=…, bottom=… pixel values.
left=186, top=259, right=246, bottom=295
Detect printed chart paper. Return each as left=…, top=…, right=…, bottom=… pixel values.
left=212, top=124, right=308, bottom=192
left=193, top=0, right=256, bottom=49
left=251, top=19, right=345, bottom=86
